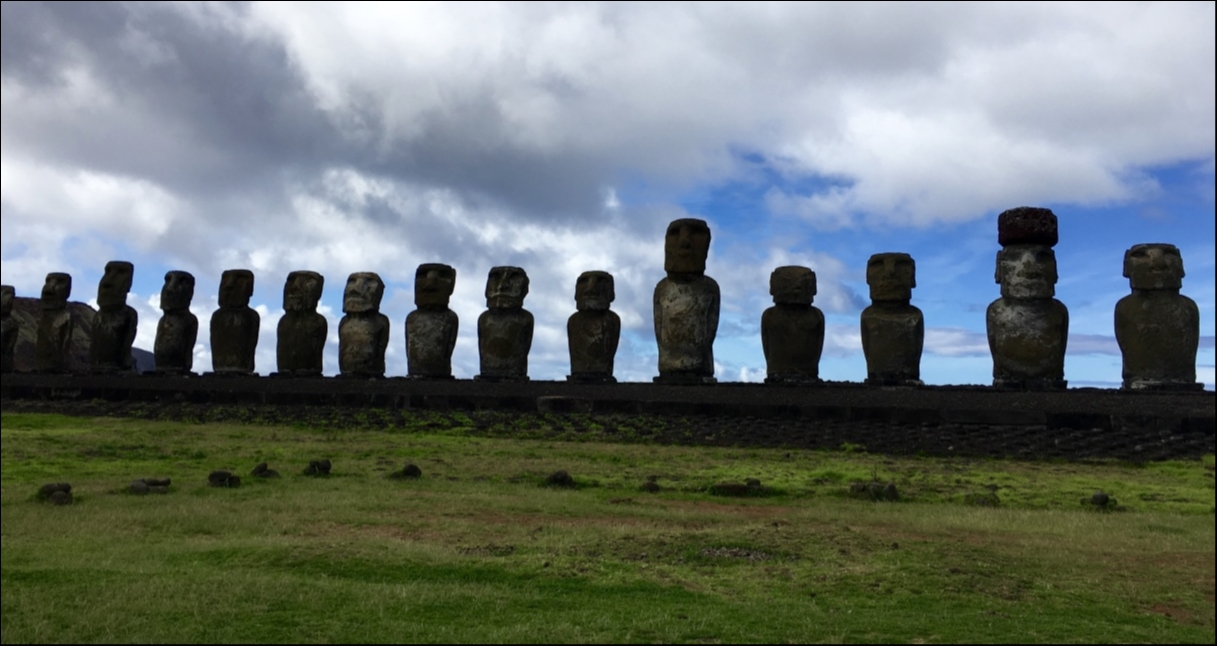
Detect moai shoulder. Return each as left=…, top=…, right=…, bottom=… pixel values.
left=567, top=270, right=621, bottom=383
left=761, top=266, right=823, bottom=384
left=1114, top=243, right=1201, bottom=390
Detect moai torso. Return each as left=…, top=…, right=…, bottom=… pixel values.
left=35, top=273, right=74, bottom=373
left=761, top=266, right=823, bottom=383
left=90, top=261, right=138, bottom=373
left=1114, top=244, right=1201, bottom=390
left=985, top=208, right=1068, bottom=389
left=154, top=271, right=198, bottom=374
left=654, top=219, right=719, bottom=383
left=860, top=253, right=924, bottom=385
left=338, top=272, right=389, bottom=378
left=276, top=271, right=327, bottom=376
left=567, top=271, right=621, bottom=382
left=477, top=267, right=533, bottom=381
left=1, top=286, right=17, bottom=373
left=406, top=264, right=459, bottom=379
left=210, top=270, right=259, bottom=375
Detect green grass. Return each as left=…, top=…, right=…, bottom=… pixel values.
left=1, top=412, right=1213, bottom=643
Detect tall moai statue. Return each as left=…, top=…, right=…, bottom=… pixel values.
left=761, top=266, right=824, bottom=384
left=567, top=271, right=621, bottom=383
left=35, top=272, right=74, bottom=373
left=653, top=218, right=720, bottom=384
left=90, top=261, right=138, bottom=373
left=154, top=271, right=198, bottom=375
left=338, top=272, right=389, bottom=378
left=276, top=271, right=327, bottom=377
left=1, top=285, right=17, bottom=373
left=477, top=266, right=533, bottom=381
left=986, top=207, right=1068, bottom=390
left=861, top=253, right=924, bottom=385
left=406, top=263, right=458, bottom=379
left=1115, top=244, right=1202, bottom=390
left=210, top=269, right=259, bottom=375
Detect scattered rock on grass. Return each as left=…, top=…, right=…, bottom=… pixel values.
left=208, top=470, right=241, bottom=488
left=304, top=460, right=332, bottom=477
left=251, top=462, right=280, bottom=478
left=37, top=483, right=73, bottom=505
left=389, top=464, right=423, bottom=480
left=48, top=490, right=73, bottom=506
left=130, top=478, right=171, bottom=495
left=709, top=480, right=773, bottom=497
left=545, top=470, right=576, bottom=488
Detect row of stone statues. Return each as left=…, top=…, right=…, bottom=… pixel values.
left=0, top=209, right=1202, bottom=390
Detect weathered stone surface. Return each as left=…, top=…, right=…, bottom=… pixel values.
left=154, top=271, right=198, bottom=375
left=567, top=271, right=620, bottom=382
left=276, top=271, right=327, bottom=376
left=389, top=463, right=423, bottom=480
left=210, top=270, right=259, bottom=375
left=208, top=470, right=241, bottom=488
left=129, top=480, right=150, bottom=495
left=339, top=272, right=389, bottom=378
left=406, top=264, right=459, bottom=379
left=1115, top=244, right=1201, bottom=390
left=251, top=462, right=279, bottom=478
left=35, top=273, right=75, bottom=373
left=477, top=267, right=533, bottom=381
left=987, top=209, right=1068, bottom=389
left=38, top=482, right=71, bottom=499
left=654, top=219, right=719, bottom=384
left=545, top=470, right=576, bottom=488
left=48, top=490, right=73, bottom=506
left=1, top=285, right=16, bottom=373
left=89, top=261, right=138, bottom=374
left=861, top=253, right=924, bottom=385
left=304, top=459, right=332, bottom=476
left=762, top=266, right=823, bottom=383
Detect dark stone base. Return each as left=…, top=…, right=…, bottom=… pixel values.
left=144, top=369, right=196, bottom=377
left=407, top=374, right=456, bottom=381
left=336, top=373, right=385, bottom=380
left=994, top=378, right=1067, bottom=391
left=567, top=373, right=617, bottom=384
left=270, top=371, right=324, bottom=379
left=765, top=376, right=822, bottom=386
left=203, top=371, right=256, bottom=378
left=475, top=375, right=530, bottom=383
left=654, top=373, right=717, bottom=385
left=866, top=376, right=924, bottom=387
left=1123, top=380, right=1206, bottom=392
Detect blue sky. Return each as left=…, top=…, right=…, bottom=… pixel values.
left=2, top=2, right=1213, bottom=388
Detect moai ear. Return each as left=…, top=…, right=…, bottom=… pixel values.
left=994, top=250, right=1003, bottom=284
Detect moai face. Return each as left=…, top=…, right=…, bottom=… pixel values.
left=664, top=218, right=712, bottom=275
left=160, top=271, right=195, bottom=312
left=867, top=253, right=916, bottom=302
left=575, top=271, right=615, bottom=312
left=1, top=285, right=13, bottom=317
left=996, top=246, right=1057, bottom=299
left=40, top=273, right=71, bottom=310
left=96, top=261, right=134, bottom=308
left=415, top=264, right=456, bottom=308
left=343, top=272, right=385, bottom=314
left=218, top=270, right=254, bottom=309
left=284, top=271, right=324, bottom=312
left=1124, top=244, right=1184, bottom=291
left=770, top=266, right=816, bottom=305
left=486, top=266, right=529, bottom=309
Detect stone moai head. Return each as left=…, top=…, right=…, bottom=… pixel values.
left=1, top=285, right=13, bottom=317
left=96, top=261, right=134, bottom=308
left=867, top=253, right=916, bottom=302
left=1124, top=243, right=1184, bottom=291
left=995, top=207, right=1058, bottom=299
left=160, top=271, right=195, bottom=312
left=415, top=264, right=457, bottom=308
left=343, top=272, right=385, bottom=314
left=284, top=271, right=324, bottom=312
left=486, top=266, right=529, bottom=309
left=41, top=273, right=71, bottom=310
left=575, top=271, right=615, bottom=312
left=664, top=218, right=712, bottom=275
left=218, top=270, right=254, bottom=309
left=770, top=266, right=816, bottom=306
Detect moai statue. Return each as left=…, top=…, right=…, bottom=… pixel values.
left=154, top=271, right=198, bottom=375
left=276, top=271, right=327, bottom=377
left=761, top=266, right=824, bottom=384
left=210, top=269, right=259, bottom=375
left=986, top=207, right=1068, bottom=389
left=89, top=261, right=138, bottom=373
left=338, top=272, right=390, bottom=378
left=476, top=266, right=533, bottom=381
left=567, top=271, right=621, bottom=383
left=1115, top=244, right=1202, bottom=390
left=35, top=272, right=74, bottom=373
left=1, top=285, right=17, bottom=373
left=653, top=218, right=720, bottom=384
left=860, top=253, right=924, bottom=385
left=406, top=264, right=458, bottom=379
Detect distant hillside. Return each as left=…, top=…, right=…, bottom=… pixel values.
left=10, top=297, right=155, bottom=373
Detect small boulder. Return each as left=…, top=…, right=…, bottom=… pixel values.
left=304, top=460, right=333, bottom=477
left=144, top=478, right=171, bottom=488
left=545, top=470, right=576, bottom=488
left=745, top=478, right=763, bottom=488
left=48, top=490, right=73, bottom=506
left=148, top=486, right=169, bottom=495
left=251, top=462, right=268, bottom=476
left=37, top=483, right=71, bottom=500
left=639, top=481, right=662, bottom=493
left=208, top=471, right=240, bottom=488
left=1091, top=491, right=1110, bottom=508
left=389, top=463, right=423, bottom=480
left=129, top=480, right=150, bottom=495
left=709, top=482, right=752, bottom=497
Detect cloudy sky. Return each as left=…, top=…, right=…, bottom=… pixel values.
left=2, top=1, right=1213, bottom=387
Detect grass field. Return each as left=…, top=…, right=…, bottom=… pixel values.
left=1, top=411, right=1213, bottom=643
